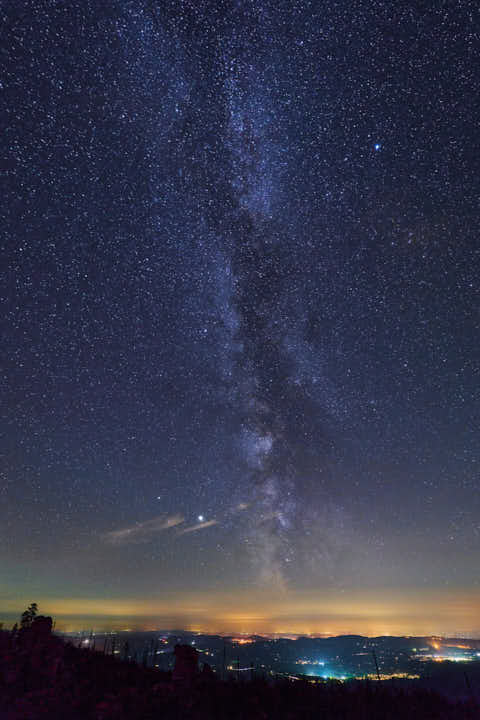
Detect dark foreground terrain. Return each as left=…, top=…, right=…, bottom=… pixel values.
left=0, top=619, right=478, bottom=719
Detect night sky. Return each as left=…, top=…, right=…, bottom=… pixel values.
left=2, top=1, right=479, bottom=635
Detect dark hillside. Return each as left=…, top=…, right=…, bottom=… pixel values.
left=0, top=620, right=478, bottom=719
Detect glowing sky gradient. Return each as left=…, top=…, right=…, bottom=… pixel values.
left=2, top=1, right=479, bottom=635
left=2, top=589, right=480, bottom=637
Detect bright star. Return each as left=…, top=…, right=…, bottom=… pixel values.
left=198, top=515, right=204, bottom=522
left=374, top=143, right=381, bottom=151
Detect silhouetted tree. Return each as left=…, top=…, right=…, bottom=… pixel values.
left=20, top=602, right=38, bottom=629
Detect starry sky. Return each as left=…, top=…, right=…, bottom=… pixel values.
left=1, top=0, right=479, bottom=635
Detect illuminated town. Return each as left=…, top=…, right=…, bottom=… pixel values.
left=64, top=630, right=480, bottom=690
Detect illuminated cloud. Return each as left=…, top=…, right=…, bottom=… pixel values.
left=103, top=514, right=184, bottom=545
left=177, top=519, right=218, bottom=534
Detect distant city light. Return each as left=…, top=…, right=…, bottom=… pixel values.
left=296, top=659, right=325, bottom=666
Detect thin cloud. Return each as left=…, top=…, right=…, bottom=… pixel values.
left=103, top=514, right=184, bottom=545
left=177, top=519, right=218, bottom=535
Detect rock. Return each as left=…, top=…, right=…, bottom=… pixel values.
left=172, top=644, right=199, bottom=684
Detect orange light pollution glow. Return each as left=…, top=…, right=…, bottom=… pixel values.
left=3, top=588, right=480, bottom=636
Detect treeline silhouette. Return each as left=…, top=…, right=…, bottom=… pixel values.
left=0, top=609, right=478, bottom=719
